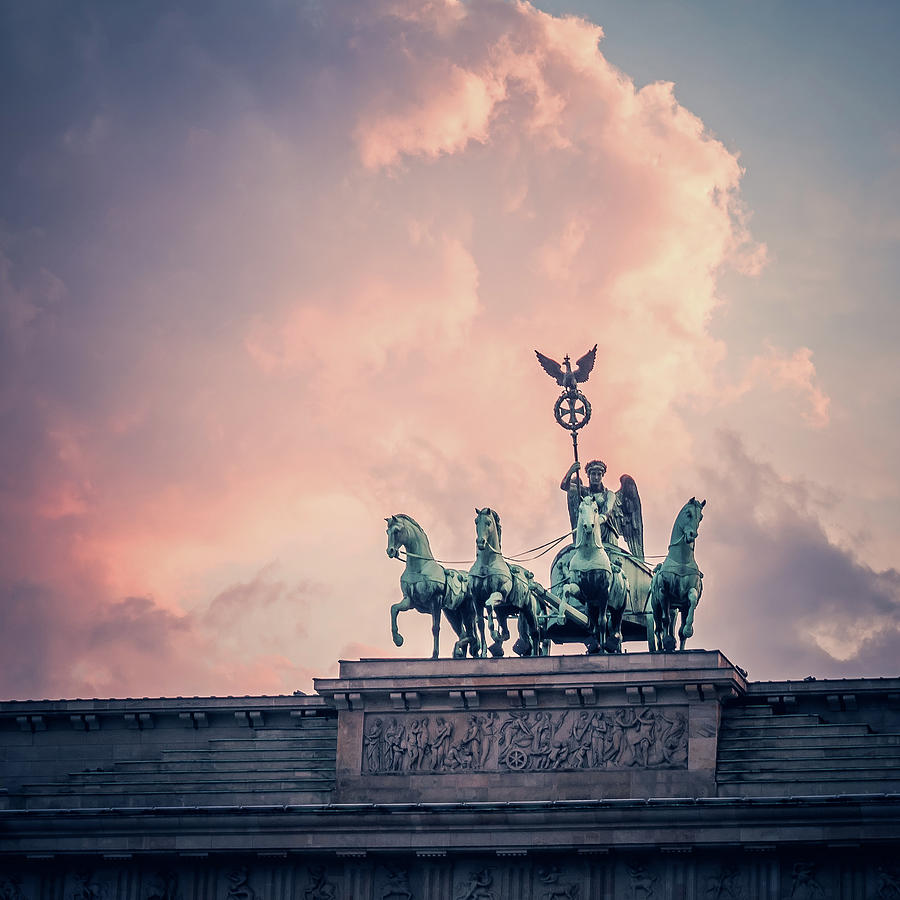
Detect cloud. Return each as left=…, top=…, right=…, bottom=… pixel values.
left=4, top=0, right=869, bottom=701
left=697, top=433, right=900, bottom=679
left=0, top=562, right=318, bottom=700
left=727, top=343, right=831, bottom=427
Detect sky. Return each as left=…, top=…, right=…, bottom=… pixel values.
left=1, top=0, right=898, bottom=700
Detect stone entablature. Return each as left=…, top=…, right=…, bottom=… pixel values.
left=2, top=796, right=900, bottom=899
left=3, top=655, right=900, bottom=897
left=315, top=651, right=743, bottom=803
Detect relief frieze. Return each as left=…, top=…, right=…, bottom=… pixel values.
left=362, top=706, right=687, bottom=774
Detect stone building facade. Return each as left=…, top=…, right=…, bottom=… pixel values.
left=1, top=651, right=899, bottom=898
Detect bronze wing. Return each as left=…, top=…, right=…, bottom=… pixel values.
left=572, top=344, right=598, bottom=383
left=534, top=349, right=566, bottom=386
left=616, top=474, right=644, bottom=560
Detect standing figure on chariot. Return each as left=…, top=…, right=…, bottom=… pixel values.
left=560, top=459, right=644, bottom=561
left=549, top=457, right=653, bottom=651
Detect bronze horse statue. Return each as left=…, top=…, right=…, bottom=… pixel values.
left=386, top=514, right=483, bottom=658
left=560, top=494, right=617, bottom=653
left=469, top=507, right=544, bottom=657
left=650, top=498, right=705, bottom=651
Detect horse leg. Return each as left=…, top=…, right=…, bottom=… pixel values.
left=445, top=608, right=462, bottom=658
left=679, top=586, right=701, bottom=650
left=430, top=602, right=441, bottom=660
left=662, top=593, right=677, bottom=652
left=490, top=612, right=507, bottom=657
left=596, top=573, right=611, bottom=653
left=512, top=605, right=538, bottom=657
left=584, top=595, right=602, bottom=655
left=486, top=591, right=507, bottom=656
left=390, top=593, right=413, bottom=647
left=595, top=599, right=608, bottom=654
left=447, top=607, right=474, bottom=660
left=607, top=599, right=625, bottom=654
left=472, top=597, right=488, bottom=658
left=512, top=613, right=530, bottom=657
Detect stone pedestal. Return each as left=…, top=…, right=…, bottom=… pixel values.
left=314, top=650, right=747, bottom=804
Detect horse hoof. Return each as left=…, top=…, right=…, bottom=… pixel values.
left=393, top=634, right=404, bottom=647
left=512, top=638, right=530, bottom=657
left=663, top=635, right=677, bottom=652
left=489, top=643, right=505, bottom=658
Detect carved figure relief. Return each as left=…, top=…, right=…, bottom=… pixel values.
left=627, top=864, right=656, bottom=899
left=224, top=868, right=255, bottom=900
left=143, top=872, right=180, bottom=900
left=305, top=866, right=338, bottom=900
left=876, top=866, right=900, bottom=899
left=362, top=708, right=687, bottom=774
left=68, top=873, right=106, bottom=900
left=706, top=864, right=742, bottom=899
left=538, top=866, right=579, bottom=900
left=789, top=863, right=824, bottom=899
left=0, top=875, right=24, bottom=900
left=380, top=867, right=413, bottom=900
left=454, top=869, right=495, bottom=900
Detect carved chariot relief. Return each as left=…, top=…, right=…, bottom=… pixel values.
left=362, top=707, right=687, bottom=774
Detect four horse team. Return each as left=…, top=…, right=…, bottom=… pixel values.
left=386, top=465, right=705, bottom=659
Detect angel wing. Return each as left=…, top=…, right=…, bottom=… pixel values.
left=572, top=344, right=597, bottom=383
left=616, top=474, right=644, bottom=560
left=534, top=349, right=565, bottom=385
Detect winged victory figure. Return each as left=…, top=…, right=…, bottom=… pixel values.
left=559, top=459, right=644, bottom=560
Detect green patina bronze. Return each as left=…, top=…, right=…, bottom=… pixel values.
left=650, top=498, right=705, bottom=652
left=385, top=514, right=484, bottom=659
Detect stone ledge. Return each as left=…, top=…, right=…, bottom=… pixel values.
left=2, top=793, right=900, bottom=857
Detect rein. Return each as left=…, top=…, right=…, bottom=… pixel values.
left=397, top=531, right=570, bottom=567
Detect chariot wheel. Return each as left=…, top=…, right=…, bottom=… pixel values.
left=504, top=747, right=529, bottom=771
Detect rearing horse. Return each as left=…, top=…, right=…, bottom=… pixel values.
left=650, top=498, right=705, bottom=651
left=468, top=508, right=543, bottom=657
left=562, top=494, right=614, bottom=653
left=386, top=514, right=483, bottom=659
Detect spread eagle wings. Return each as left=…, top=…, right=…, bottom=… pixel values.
left=534, top=344, right=598, bottom=386
left=615, top=474, right=645, bottom=560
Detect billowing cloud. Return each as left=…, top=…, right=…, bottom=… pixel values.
left=0, top=0, right=858, bottom=700
left=726, top=343, right=831, bottom=427
left=698, top=433, right=900, bottom=679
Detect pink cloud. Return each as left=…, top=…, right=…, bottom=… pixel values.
left=738, top=343, right=831, bottom=427
left=1, top=0, right=829, bottom=700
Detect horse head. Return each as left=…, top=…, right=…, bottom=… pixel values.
left=385, top=515, right=404, bottom=558
left=474, top=507, right=502, bottom=553
left=675, top=497, right=706, bottom=545
left=386, top=513, right=432, bottom=560
left=575, top=494, right=602, bottom=549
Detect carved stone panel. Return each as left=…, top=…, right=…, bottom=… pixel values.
left=362, top=707, right=687, bottom=774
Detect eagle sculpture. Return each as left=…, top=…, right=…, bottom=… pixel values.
left=535, top=345, right=598, bottom=392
